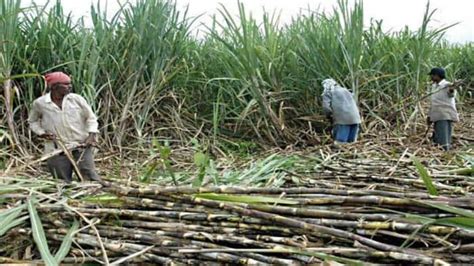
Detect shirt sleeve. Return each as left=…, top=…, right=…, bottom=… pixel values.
left=28, top=100, right=46, bottom=136
left=446, top=83, right=455, bottom=98
left=77, top=95, right=99, bottom=133
left=441, top=81, right=455, bottom=98
left=322, top=88, right=332, bottom=116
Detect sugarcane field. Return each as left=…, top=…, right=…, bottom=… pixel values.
left=0, top=0, right=473, bottom=265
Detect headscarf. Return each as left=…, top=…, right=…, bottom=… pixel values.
left=44, top=72, right=71, bottom=87
left=322, top=78, right=338, bottom=93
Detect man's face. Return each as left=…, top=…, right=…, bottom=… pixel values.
left=430, top=74, right=441, bottom=83
left=53, top=82, right=72, bottom=96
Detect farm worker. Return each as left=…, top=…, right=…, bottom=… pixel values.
left=427, top=67, right=459, bottom=151
left=321, top=79, right=361, bottom=144
left=28, top=71, right=102, bottom=183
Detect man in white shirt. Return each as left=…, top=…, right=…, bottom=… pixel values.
left=28, top=72, right=101, bottom=182
left=427, top=68, right=459, bottom=151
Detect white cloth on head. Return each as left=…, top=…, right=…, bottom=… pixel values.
left=28, top=93, right=99, bottom=154
left=321, top=79, right=361, bottom=125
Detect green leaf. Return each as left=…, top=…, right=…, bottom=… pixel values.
left=0, top=204, right=27, bottom=236
left=460, top=155, right=474, bottom=166
left=402, top=215, right=474, bottom=248
left=0, top=204, right=25, bottom=219
left=412, top=157, right=438, bottom=196
left=194, top=152, right=209, bottom=167
left=418, top=201, right=474, bottom=218
left=82, top=194, right=122, bottom=204
left=195, top=193, right=298, bottom=205
left=0, top=216, right=28, bottom=236
left=401, top=202, right=474, bottom=248
left=0, top=129, right=14, bottom=144
left=192, top=169, right=206, bottom=188
left=159, top=145, right=171, bottom=159
left=54, top=220, right=79, bottom=263
left=0, top=184, right=51, bottom=194
left=435, top=217, right=474, bottom=230
left=400, top=213, right=435, bottom=224
left=192, top=152, right=209, bottom=187
left=140, top=161, right=159, bottom=183
left=28, top=197, right=58, bottom=266
left=0, top=73, right=40, bottom=83
left=191, top=138, right=199, bottom=148
left=437, top=167, right=474, bottom=176
left=401, top=219, right=432, bottom=248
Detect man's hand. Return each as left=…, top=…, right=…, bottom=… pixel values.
left=39, top=132, right=55, bottom=140
left=448, top=79, right=463, bottom=94
left=325, top=114, right=333, bottom=122
left=84, top=133, right=98, bottom=147
left=447, top=83, right=455, bottom=94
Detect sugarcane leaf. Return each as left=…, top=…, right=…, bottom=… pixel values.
left=159, top=144, right=171, bottom=159
left=194, top=152, right=209, bottom=167
left=54, top=220, right=79, bottom=263
left=0, top=216, right=29, bottom=236
left=195, top=193, right=298, bottom=205
left=437, top=167, right=474, bottom=176
left=401, top=202, right=474, bottom=248
left=82, top=194, right=122, bottom=204
left=460, top=154, right=473, bottom=166
left=401, top=220, right=432, bottom=248
left=0, top=184, right=50, bottom=194
left=400, top=213, right=435, bottom=224
left=192, top=169, right=206, bottom=188
left=0, top=204, right=25, bottom=219
left=192, top=152, right=209, bottom=187
left=412, top=157, right=438, bottom=196
left=402, top=216, right=474, bottom=248
left=434, top=217, right=474, bottom=230
left=0, top=205, right=28, bottom=236
left=140, top=161, right=159, bottom=183
left=418, top=201, right=474, bottom=218
left=28, top=197, right=58, bottom=266
left=0, top=129, right=14, bottom=145
left=0, top=73, right=39, bottom=82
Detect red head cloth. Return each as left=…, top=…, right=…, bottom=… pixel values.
left=44, top=72, right=71, bottom=86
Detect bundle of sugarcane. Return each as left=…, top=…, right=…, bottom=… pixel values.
left=1, top=174, right=473, bottom=265
left=285, top=152, right=473, bottom=194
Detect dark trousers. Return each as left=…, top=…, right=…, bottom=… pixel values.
left=433, top=120, right=453, bottom=151
left=47, top=147, right=100, bottom=182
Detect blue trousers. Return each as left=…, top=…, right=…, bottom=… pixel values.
left=433, top=120, right=453, bottom=151
left=333, top=124, right=359, bottom=143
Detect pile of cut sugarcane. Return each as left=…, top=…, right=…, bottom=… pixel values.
left=1, top=142, right=474, bottom=265
left=1, top=170, right=473, bottom=264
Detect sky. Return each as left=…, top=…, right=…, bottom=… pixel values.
left=24, top=0, right=473, bottom=43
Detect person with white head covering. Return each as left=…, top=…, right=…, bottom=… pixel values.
left=321, top=79, right=361, bottom=144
